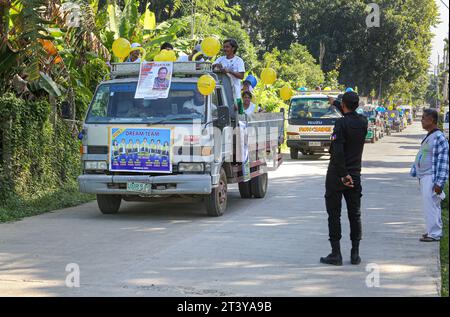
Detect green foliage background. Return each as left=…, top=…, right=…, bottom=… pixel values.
left=0, top=94, right=93, bottom=221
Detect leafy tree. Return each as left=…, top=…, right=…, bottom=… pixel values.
left=260, top=43, right=324, bottom=89
left=231, top=0, right=438, bottom=99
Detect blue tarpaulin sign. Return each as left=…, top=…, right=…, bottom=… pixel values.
left=110, top=127, right=172, bottom=173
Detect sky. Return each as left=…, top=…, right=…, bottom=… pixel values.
left=430, top=0, right=449, bottom=68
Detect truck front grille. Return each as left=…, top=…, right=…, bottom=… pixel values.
left=87, top=146, right=108, bottom=154
left=300, top=135, right=331, bottom=141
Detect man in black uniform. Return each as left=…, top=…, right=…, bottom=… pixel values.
left=320, top=91, right=368, bottom=266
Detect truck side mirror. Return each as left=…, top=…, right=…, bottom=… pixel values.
left=216, top=106, right=230, bottom=128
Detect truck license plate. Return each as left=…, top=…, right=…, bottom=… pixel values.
left=309, top=141, right=321, bottom=147
left=127, top=182, right=151, bottom=193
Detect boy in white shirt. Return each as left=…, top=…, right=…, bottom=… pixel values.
left=212, top=39, right=245, bottom=102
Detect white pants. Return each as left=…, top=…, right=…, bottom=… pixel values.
left=419, top=175, right=443, bottom=239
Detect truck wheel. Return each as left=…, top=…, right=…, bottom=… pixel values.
left=205, top=168, right=227, bottom=217
left=290, top=147, right=299, bottom=159
left=238, top=181, right=253, bottom=198
left=97, top=194, right=121, bottom=214
left=250, top=172, right=268, bottom=199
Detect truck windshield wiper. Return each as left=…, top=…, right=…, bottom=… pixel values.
left=149, top=114, right=203, bottom=125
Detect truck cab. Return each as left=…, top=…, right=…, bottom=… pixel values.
left=286, top=92, right=342, bottom=159
left=78, top=62, right=284, bottom=217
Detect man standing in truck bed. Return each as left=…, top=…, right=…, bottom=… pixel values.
left=320, top=91, right=368, bottom=266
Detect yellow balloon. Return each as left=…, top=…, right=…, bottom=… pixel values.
left=280, top=86, right=293, bottom=101
left=197, top=74, right=216, bottom=96
left=388, top=105, right=393, bottom=111
left=201, top=37, right=221, bottom=57
left=260, top=68, right=276, bottom=85
left=112, top=38, right=131, bottom=59
left=390, top=113, right=395, bottom=118
left=165, top=50, right=177, bottom=61
left=154, top=49, right=177, bottom=62
left=324, top=86, right=331, bottom=91
left=154, top=53, right=163, bottom=61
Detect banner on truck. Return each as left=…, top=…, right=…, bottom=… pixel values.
left=110, top=127, right=172, bottom=173
left=135, top=62, right=173, bottom=99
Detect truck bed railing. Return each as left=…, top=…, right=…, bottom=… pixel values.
left=110, top=62, right=214, bottom=79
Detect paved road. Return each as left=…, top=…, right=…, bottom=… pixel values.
left=0, top=120, right=441, bottom=296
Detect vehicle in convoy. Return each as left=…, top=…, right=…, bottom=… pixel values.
left=399, top=105, right=413, bottom=125
left=444, top=107, right=449, bottom=140
left=77, top=62, right=284, bottom=216
left=286, top=92, right=342, bottom=158
left=387, top=110, right=402, bottom=132
left=397, top=108, right=407, bottom=130
left=362, top=105, right=383, bottom=142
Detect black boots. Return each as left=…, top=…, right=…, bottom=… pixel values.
left=320, top=241, right=343, bottom=266
left=351, top=240, right=361, bottom=265
left=320, top=241, right=361, bottom=265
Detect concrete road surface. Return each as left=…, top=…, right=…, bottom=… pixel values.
left=0, top=120, right=442, bottom=296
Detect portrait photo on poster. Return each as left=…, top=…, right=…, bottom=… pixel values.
left=135, top=62, right=173, bottom=99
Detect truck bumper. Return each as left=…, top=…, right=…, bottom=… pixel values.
left=78, top=174, right=212, bottom=195
left=286, top=140, right=331, bottom=152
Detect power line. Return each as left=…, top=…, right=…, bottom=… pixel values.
left=440, top=0, right=449, bottom=10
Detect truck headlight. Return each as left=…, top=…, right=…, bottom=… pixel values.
left=178, top=163, right=204, bottom=172
left=85, top=161, right=108, bottom=170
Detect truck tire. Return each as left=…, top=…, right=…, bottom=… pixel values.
left=238, top=181, right=253, bottom=198
left=205, top=168, right=227, bottom=217
left=97, top=194, right=121, bottom=214
left=250, top=172, right=268, bottom=199
left=290, top=147, right=299, bottom=159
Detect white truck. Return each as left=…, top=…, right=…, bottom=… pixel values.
left=76, top=62, right=284, bottom=216
left=286, top=92, right=342, bottom=158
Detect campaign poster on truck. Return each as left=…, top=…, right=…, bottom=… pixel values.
left=110, top=127, right=172, bottom=173
left=135, top=62, right=173, bottom=99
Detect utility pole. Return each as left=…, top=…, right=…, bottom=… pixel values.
left=442, top=36, right=449, bottom=106
left=436, top=54, right=440, bottom=110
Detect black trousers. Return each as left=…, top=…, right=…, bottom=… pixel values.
left=325, top=171, right=362, bottom=242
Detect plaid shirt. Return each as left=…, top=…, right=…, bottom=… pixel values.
left=410, top=130, right=449, bottom=188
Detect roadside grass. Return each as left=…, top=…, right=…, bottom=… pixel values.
left=441, top=183, right=449, bottom=297
left=0, top=186, right=94, bottom=223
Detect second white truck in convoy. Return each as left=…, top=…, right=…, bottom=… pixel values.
left=286, top=92, right=342, bottom=158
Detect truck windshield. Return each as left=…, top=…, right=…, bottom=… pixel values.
left=289, top=98, right=341, bottom=119
left=86, top=82, right=206, bottom=124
